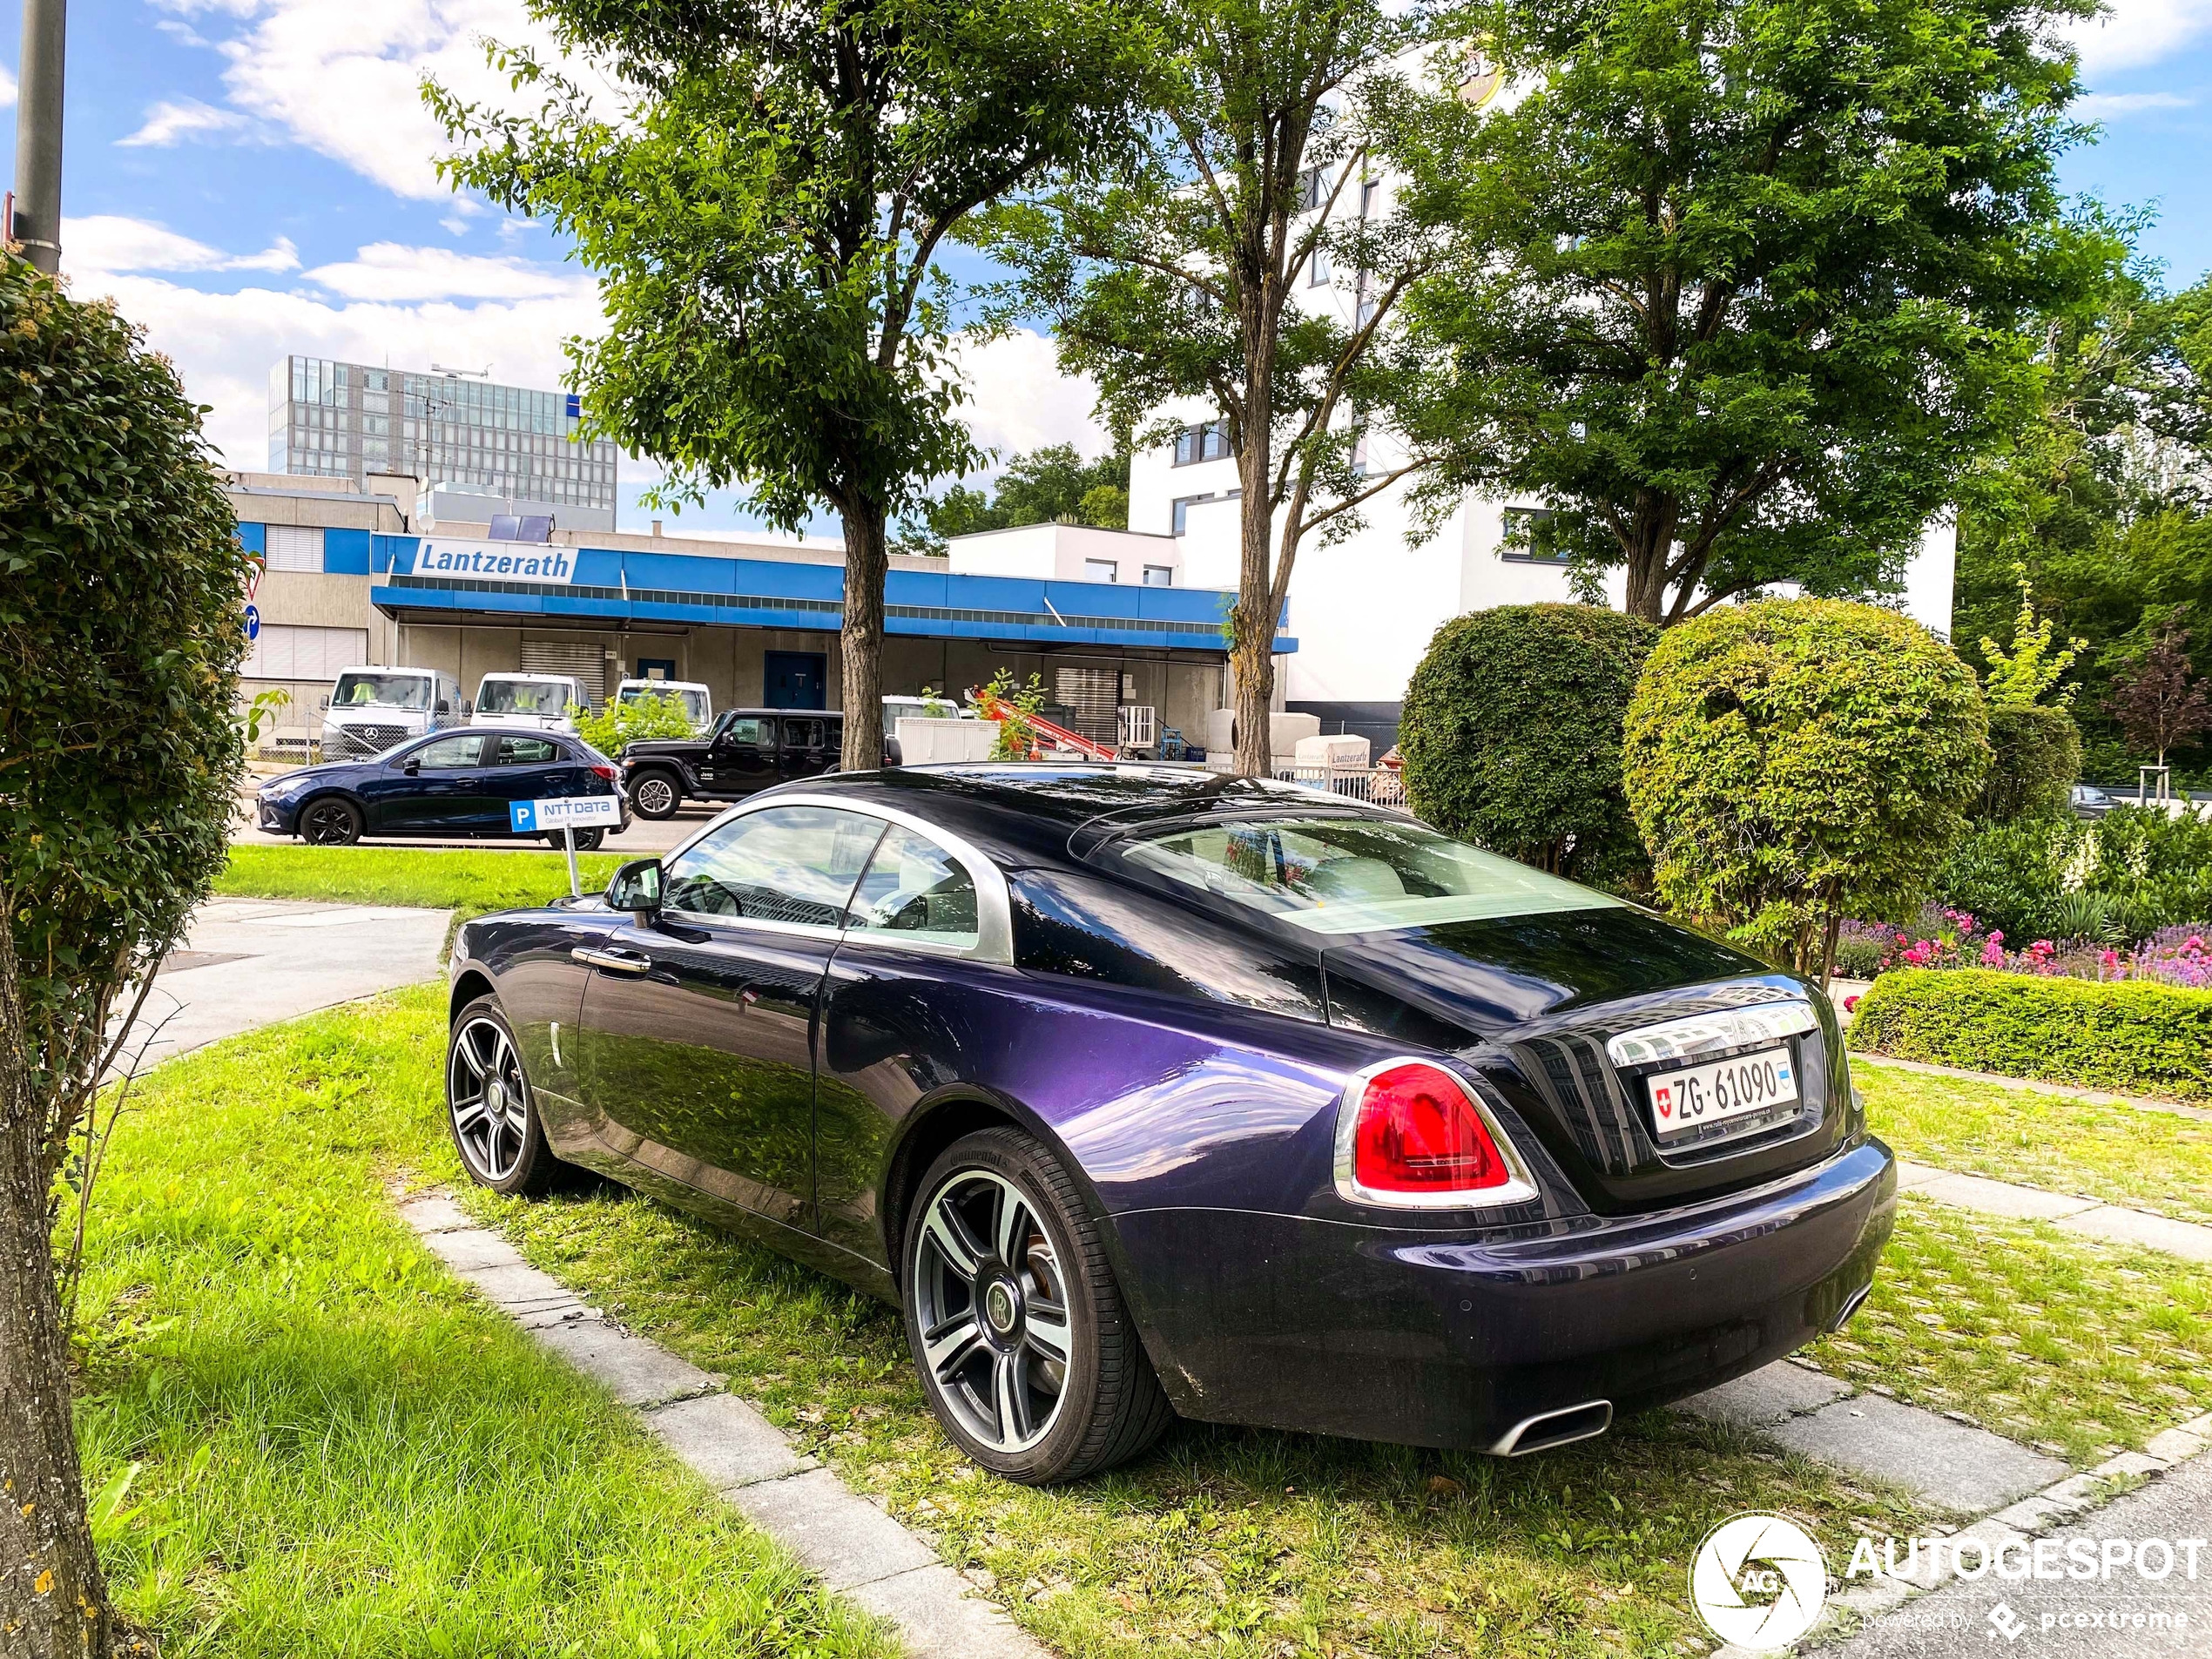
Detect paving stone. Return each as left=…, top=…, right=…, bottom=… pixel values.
left=1911, top=1170, right=2096, bottom=1221
left=1892, top=1160, right=1948, bottom=1193
left=419, top=1226, right=526, bottom=1272
left=647, top=1393, right=811, bottom=1491
left=530, top=1319, right=718, bottom=1408
left=1765, top=1393, right=2068, bottom=1512
left=458, top=1260, right=587, bottom=1312
left=1881, top=1518, right=2029, bottom=1590
left=396, top=1193, right=473, bottom=1234
left=511, top=1303, right=604, bottom=1332
left=2057, top=1205, right=2212, bottom=1263
left=1680, top=1361, right=1852, bottom=1430
left=729, top=1469, right=939, bottom=1590
left=2090, top=1450, right=2167, bottom=1480
left=847, top=1563, right=1049, bottom=1659
left=2141, top=1425, right=2207, bottom=1462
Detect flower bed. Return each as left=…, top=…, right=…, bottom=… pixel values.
left=1838, top=908, right=2211, bottom=989
left=1848, top=968, right=2212, bottom=1101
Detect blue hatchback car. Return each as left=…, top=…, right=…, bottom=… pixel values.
left=255, top=725, right=631, bottom=847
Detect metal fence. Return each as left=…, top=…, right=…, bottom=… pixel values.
left=1271, top=765, right=1408, bottom=806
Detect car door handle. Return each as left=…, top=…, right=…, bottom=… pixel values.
left=571, top=945, right=652, bottom=975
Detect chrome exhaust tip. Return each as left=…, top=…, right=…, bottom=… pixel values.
left=1489, top=1399, right=1614, bottom=1457
left=1829, top=1281, right=1874, bottom=1332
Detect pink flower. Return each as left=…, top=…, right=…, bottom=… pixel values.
left=1843, top=995, right=1861, bottom=1012
left=2101, top=949, right=2120, bottom=969
left=1981, top=940, right=2004, bottom=966
left=1988, top=930, right=2004, bottom=944
left=2189, top=936, right=2205, bottom=953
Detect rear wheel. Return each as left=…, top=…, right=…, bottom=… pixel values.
left=545, top=828, right=607, bottom=852
left=299, top=796, right=362, bottom=846
left=631, top=770, right=682, bottom=819
left=902, top=1128, right=1173, bottom=1483
left=446, top=996, right=565, bottom=1196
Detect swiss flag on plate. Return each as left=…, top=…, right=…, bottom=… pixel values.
left=1655, top=1085, right=1673, bottom=1119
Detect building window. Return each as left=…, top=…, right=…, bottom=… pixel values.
left=263, top=524, right=325, bottom=573
left=1297, top=166, right=1329, bottom=212
left=1171, top=489, right=1241, bottom=535
left=1360, top=179, right=1380, bottom=217
left=1499, top=507, right=1573, bottom=564
left=1173, top=418, right=1232, bottom=467
left=1083, top=558, right=1120, bottom=583
left=1349, top=422, right=1368, bottom=478
left=1143, top=564, right=1174, bottom=587
left=1309, top=243, right=1332, bottom=287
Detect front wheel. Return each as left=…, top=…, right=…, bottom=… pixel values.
left=300, top=795, right=362, bottom=846
left=545, top=828, right=607, bottom=852
left=631, top=771, right=682, bottom=819
left=902, top=1128, right=1173, bottom=1483
left=446, top=996, right=566, bottom=1196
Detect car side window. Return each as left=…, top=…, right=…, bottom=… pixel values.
left=723, top=717, right=772, bottom=748
left=845, top=825, right=980, bottom=948
left=662, top=805, right=886, bottom=927
left=492, top=736, right=562, bottom=766
left=408, top=735, right=483, bottom=771
left=785, top=718, right=824, bottom=749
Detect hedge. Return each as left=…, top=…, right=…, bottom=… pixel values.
left=1848, top=968, right=2212, bottom=1100
left=1977, top=703, right=2080, bottom=821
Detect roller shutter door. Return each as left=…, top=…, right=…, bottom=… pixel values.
left=520, top=638, right=608, bottom=707
left=243, top=624, right=368, bottom=681
left=1054, top=665, right=1118, bottom=746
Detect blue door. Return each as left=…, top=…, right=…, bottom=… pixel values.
left=764, top=651, right=827, bottom=710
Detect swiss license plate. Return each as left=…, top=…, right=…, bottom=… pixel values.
left=1646, top=1046, right=1798, bottom=1139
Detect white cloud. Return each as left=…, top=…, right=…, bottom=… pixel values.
left=944, top=331, right=1107, bottom=466
left=2063, top=0, right=2212, bottom=73
left=305, top=241, right=591, bottom=301
left=118, top=97, right=252, bottom=146
left=2074, top=89, right=2195, bottom=115
left=0, top=64, right=16, bottom=109
left=64, top=216, right=300, bottom=276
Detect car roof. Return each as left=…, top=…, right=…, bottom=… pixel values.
left=722, top=707, right=842, bottom=718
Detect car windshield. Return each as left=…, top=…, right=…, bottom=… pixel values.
left=478, top=678, right=570, bottom=714
left=1116, top=815, right=1622, bottom=935
left=333, top=672, right=435, bottom=711
left=621, top=685, right=707, bottom=723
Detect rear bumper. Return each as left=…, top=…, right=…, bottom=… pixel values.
left=1110, top=1136, right=1896, bottom=1452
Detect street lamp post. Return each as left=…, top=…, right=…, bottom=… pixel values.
left=11, top=0, right=67, bottom=274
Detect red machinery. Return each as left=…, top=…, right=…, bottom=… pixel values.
left=967, top=685, right=1119, bottom=761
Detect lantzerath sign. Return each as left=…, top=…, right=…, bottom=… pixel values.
left=413, top=537, right=581, bottom=586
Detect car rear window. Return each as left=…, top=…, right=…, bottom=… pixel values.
left=1115, top=815, right=1621, bottom=935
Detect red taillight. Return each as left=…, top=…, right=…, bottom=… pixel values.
left=1350, top=1063, right=1511, bottom=1195
left=590, top=764, right=619, bottom=782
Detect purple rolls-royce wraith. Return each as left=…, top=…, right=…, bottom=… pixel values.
left=444, top=765, right=1895, bottom=1482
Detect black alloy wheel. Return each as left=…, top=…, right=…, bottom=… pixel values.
left=445, top=996, right=563, bottom=1195
left=545, top=828, right=607, bottom=852
left=902, top=1128, right=1174, bottom=1483
left=631, top=772, right=681, bottom=819
left=300, top=796, right=363, bottom=846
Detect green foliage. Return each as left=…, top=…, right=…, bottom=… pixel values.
left=2086, top=805, right=2212, bottom=930
left=1399, top=603, right=1656, bottom=886
left=576, top=690, right=696, bottom=756
left=0, top=254, right=248, bottom=1091
left=244, top=686, right=293, bottom=745
left=968, top=668, right=1048, bottom=759
left=896, top=443, right=1132, bottom=554
left=1386, top=0, right=2092, bottom=622
left=1850, top=968, right=2212, bottom=1101
left=1933, top=816, right=2079, bottom=940
left=1622, top=599, right=1990, bottom=974
left=1933, top=806, right=2212, bottom=941
left=1980, top=566, right=2086, bottom=706
left=1978, top=703, right=2082, bottom=821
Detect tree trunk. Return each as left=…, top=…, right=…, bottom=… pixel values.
left=0, top=913, right=110, bottom=1659
left=840, top=497, right=889, bottom=773
left=1231, top=345, right=1278, bottom=779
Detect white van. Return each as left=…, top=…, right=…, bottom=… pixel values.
left=319, top=666, right=466, bottom=759
left=614, top=678, right=712, bottom=731
left=471, top=672, right=586, bottom=733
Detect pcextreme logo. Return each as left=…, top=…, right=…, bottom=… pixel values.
left=1690, top=1513, right=1831, bottom=1650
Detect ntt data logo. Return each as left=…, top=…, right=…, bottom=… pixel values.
left=1691, top=1513, right=1831, bottom=1649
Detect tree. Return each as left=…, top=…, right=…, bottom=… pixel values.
left=974, top=0, right=1449, bottom=774
left=1, top=258, right=247, bottom=1658
left=1386, top=0, right=2094, bottom=624
left=1622, top=599, right=1991, bottom=982
left=431, top=0, right=1150, bottom=770
left=1981, top=566, right=2086, bottom=707
left=895, top=442, right=1131, bottom=554
left=2106, top=615, right=2212, bottom=769
left=1398, top=603, right=1656, bottom=886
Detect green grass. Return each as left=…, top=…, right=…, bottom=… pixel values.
left=74, top=985, right=893, bottom=1659
left=218, top=844, right=625, bottom=917
left=1805, top=1199, right=2212, bottom=1467
left=1858, top=1062, right=2212, bottom=1226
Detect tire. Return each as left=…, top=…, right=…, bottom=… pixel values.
left=299, top=795, right=362, bottom=846
left=631, top=770, right=682, bottom=819
left=446, top=995, right=566, bottom=1197
left=901, top=1128, right=1173, bottom=1483
left=545, top=828, right=606, bottom=852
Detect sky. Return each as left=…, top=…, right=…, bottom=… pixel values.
left=3, top=0, right=2210, bottom=536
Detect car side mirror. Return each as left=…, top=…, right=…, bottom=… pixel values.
left=607, top=858, right=663, bottom=916
left=435, top=699, right=452, bottom=716
left=319, top=695, right=331, bottom=711
left=403, top=758, right=421, bottom=775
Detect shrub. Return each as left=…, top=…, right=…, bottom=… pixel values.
left=1933, top=816, right=2080, bottom=941
left=1977, top=703, right=2080, bottom=820
left=2085, top=806, right=2212, bottom=931
left=1399, top=603, right=1658, bottom=886
left=1849, top=968, right=2212, bottom=1100
left=576, top=690, right=697, bottom=755
left=1622, top=598, right=1990, bottom=977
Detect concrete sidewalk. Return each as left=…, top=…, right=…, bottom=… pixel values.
left=121, top=897, right=450, bottom=1071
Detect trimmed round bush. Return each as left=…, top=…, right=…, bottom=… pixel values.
left=1622, top=598, right=1991, bottom=976
left=1978, top=703, right=2081, bottom=820
left=1399, top=603, right=1658, bottom=886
